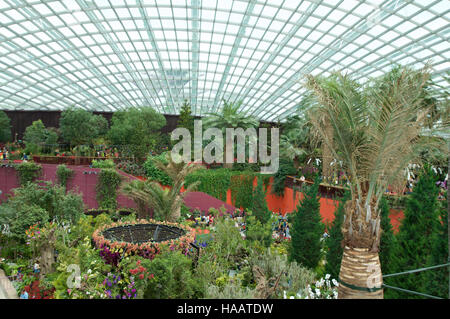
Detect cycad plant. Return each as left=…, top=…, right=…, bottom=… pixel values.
left=305, top=65, right=436, bottom=298
left=280, top=120, right=310, bottom=169
left=203, top=100, right=259, bottom=168
left=121, top=154, right=203, bottom=222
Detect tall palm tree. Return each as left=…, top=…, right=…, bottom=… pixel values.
left=280, top=121, right=309, bottom=169
left=305, top=66, right=435, bottom=298
left=121, top=154, right=203, bottom=222
left=203, top=100, right=259, bottom=168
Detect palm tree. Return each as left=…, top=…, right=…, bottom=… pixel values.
left=203, top=100, right=259, bottom=168
left=305, top=66, right=435, bottom=298
left=121, top=154, right=203, bottom=222
left=280, top=123, right=309, bottom=169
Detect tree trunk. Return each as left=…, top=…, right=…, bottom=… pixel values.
left=322, top=119, right=333, bottom=182
left=338, top=246, right=383, bottom=299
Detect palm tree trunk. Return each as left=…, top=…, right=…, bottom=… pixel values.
left=338, top=246, right=383, bottom=299
left=322, top=119, right=333, bottom=182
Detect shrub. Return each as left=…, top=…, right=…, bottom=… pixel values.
left=142, top=153, right=172, bottom=185
left=272, top=159, right=296, bottom=197
left=245, top=212, right=273, bottom=248
left=14, top=161, right=42, bottom=186
left=249, top=248, right=316, bottom=298
left=91, top=159, right=115, bottom=169
left=56, top=164, right=74, bottom=189
left=116, top=160, right=145, bottom=176
left=7, top=181, right=83, bottom=223
left=96, top=169, right=122, bottom=210
left=0, top=203, right=49, bottom=242
left=144, top=251, right=202, bottom=299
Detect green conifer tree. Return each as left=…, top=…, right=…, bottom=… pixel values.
left=379, top=196, right=397, bottom=275
left=251, top=176, right=271, bottom=224
left=289, top=175, right=324, bottom=269
left=325, top=191, right=350, bottom=279
left=385, top=166, right=441, bottom=298
left=177, top=99, right=194, bottom=135
left=425, top=198, right=448, bottom=298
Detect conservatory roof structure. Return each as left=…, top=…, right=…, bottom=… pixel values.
left=0, top=0, right=448, bottom=121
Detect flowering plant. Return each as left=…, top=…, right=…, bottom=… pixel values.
left=92, top=219, right=196, bottom=265
left=286, top=274, right=339, bottom=299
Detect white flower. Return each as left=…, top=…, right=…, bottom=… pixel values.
left=290, top=296, right=295, bottom=299
left=315, top=289, right=321, bottom=297
left=332, top=279, right=339, bottom=287
left=325, top=274, right=331, bottom=280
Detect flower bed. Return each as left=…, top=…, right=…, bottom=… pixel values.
left=92, top=219, right=195, bottom=265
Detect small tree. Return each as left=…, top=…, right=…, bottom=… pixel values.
left=378, top=196, right=397, bottom=275
left=0, top=110, right=12, bottom=143
left=386, top=166, right=441, bottom=298
left=23, top=120, right=47, bottom=154
left=60, top=107, right=105, bottom=146
left=251, top=176, right=271, bottom=224
left=325, top=191, right=350, bottom=279
left=289, top=175, right=324, bottom=269
left=425, top=199, right=448, bottom=298
left=108, top=107, right=166, bottom=160
left=177, top=99, right=194, bottom=136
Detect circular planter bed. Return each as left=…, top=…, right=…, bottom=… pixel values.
left=93, top=219, right=195, bottom=265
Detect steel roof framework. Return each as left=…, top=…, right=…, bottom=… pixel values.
left=0, top=0, right=448, bottom=121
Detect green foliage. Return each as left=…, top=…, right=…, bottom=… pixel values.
left=144, top=251, right=202, bottom=299
left=425, top=198, right=448, bottom=298
left=385, top=166, right=441, bottom=298
left=59, top=108, right=106, bottom=146
left=53, top=237, right=111, bottom=299
left=177, top=99, right=194, bottom=135
left=249, top=248, right=316, bottom=297
left=272, top=159, right=297, bottom=197
left=230, top=172, right=255, bottom=210
left=0, top=110, right=12, bottom=143
left=289, top=175, right=324, bottom=269
left=56, top=164, right=74, bottom=189
left=14, top=161, right=42, bottom=186
left=8, top=181, right=84, bottom=222
left=108, top=107, right=166, bottom=160
left=91, top=159, right=115, bottom=169
left=251, top=176, right=271, bottom=224
left=379, top=196, right=397, bottom=275
left=203, top=100, right=259, bottom=130
left=245, top=212, right=273, bottom=248
left=96, top=169, right=122, bottom=210
left=184, top=168, right=232, bottom=201
left=23, top=120, right=47, bottom=154
left=185, top=168, right=266, bottom=207
left=325, top=191, right=350, bottom=279
left=194, top=217, right=248, bottom=293
left=0, top=203, right=49, bottom=242
left=142, top=153, right=172, bottom=186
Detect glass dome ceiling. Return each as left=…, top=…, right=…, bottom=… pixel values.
left=0, top=0, right=448, bottom=122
